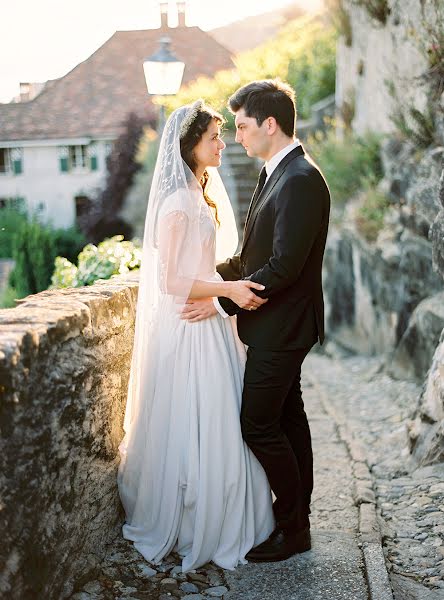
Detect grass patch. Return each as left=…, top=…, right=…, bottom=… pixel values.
left=0, top=285, right=19, bottom=309
left=306, top=128, right=383, bottom=205
left=354, top=187, right=391, bottom=242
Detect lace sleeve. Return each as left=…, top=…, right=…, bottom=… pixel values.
left=158, top=210, right=191, bottom=296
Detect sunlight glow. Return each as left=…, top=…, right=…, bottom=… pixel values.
left=0, top=0, right=322, bottom=103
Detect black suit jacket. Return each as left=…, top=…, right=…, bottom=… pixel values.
left=217, top=144, right=330, bottom=351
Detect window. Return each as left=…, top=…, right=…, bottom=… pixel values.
left=75, top=194, right=92, bottom=220
left=69, top=145, right=87, bottom=169
left=0, top=148, right=23, bottom=175
left=0, top=196, right=26, bottom=212
left=59, top=144, right=98, bottom=172
left=0, top=149, right=8, bottom=173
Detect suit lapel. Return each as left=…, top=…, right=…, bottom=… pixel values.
left=242, top=145, right=305, bottom=249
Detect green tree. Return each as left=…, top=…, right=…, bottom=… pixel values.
left=9, top=220, right=86, bottom=299
left=161, top=13, right=336, bottom=124
left=0, top=207, right=28, bottom=258
left=10, top=219, right=56, bottom=297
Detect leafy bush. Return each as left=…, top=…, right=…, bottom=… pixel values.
left=355, top=187, right=391, bottom=242
left=51, top=235, right=142, bottom=289
left=0, top=208, right=28, bottom=258
left=0, top=285, right=18, bottom=309
left=8, top=219, right=87, bottom=299
left=52, top=227, right=87, bottom=264
left=10, top=219, right=57, bottom=298
left=306, top=128, right=383, bottom=205
left=161, top=13, right=336, bottom=123
left=286, top=28, right=336, bottom=120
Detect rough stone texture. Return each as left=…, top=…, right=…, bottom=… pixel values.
left=430, top=167, right=444, bottom=281
left=390, top=292, right=444, bottom=382
left=409, top=336, right=444, bottom=465
left=336, top=0, right=431, bottom=136
left=402, top=165, right=444, bottom=465
left=69, top=368, right=388, bottom=600
left=323, top=226, right=442, bottom=355
left=224, top=532, right=368, bottom=600
left=307, top=351, right=444, bottom=599
left=0, top=272, right=139, bottom=599
left=381, top=143, right=443, bottom=238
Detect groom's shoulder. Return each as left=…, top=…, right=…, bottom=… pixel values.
left=283, top=152, right=322, bottom=182
left=282, top=153, right=330, bottom=196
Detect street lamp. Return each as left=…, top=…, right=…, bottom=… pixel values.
left=143, top=37, right=185, bottom=132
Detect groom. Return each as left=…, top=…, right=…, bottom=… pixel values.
left=182, top=79, right=330, bottom=562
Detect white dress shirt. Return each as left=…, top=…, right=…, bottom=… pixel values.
left=214, top=139, right=301, bottom=318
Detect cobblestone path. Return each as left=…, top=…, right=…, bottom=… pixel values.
left=306, top=350, right=444, bottom=600
left=72, top=348, right=444, bottom=600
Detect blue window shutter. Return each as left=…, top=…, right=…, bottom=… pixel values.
left=60, top=157, right=69, bottom=172
left=90, top=155, right=98, bottom=171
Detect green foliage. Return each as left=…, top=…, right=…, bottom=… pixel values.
left=0, top=208, right=28, bottom=258
left=10, top=219, right=56, bottom=298
left=51, top=235, right=142, bottom=289
left=286, top=28, right=337, bottom=119
left=161, top=14, right=336, bottom=122
left=354, top=187, right=391, bottom=242
left=51, top=227, right=87, bottom=265
left=137, top=130, right=161, bottom=176
left=409, top=0, right=444, bottom=99
left=325, top=0, right=353, bottom=46
left=0, top=285, right=18, bottom=309
left=353, top=0, right=390, bottom=25
left=391, top=103, right=437, bottom=149
left=306, top=128, right=383, bottom=205
left=8, top=219, right=87, bottom=299
left=387, top=1, right=444, bottom=148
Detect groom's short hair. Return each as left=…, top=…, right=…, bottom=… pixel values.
left=228, top=79, right=296, bottom=137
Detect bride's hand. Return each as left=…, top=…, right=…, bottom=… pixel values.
left=227, top=280, right=268, bottom=310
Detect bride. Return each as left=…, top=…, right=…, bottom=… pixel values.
left=117, top=100, right=274, bottom=572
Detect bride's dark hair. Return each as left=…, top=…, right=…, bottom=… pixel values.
left=180, top=105, right=225, bottom=225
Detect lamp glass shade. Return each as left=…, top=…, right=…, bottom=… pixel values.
left=143, top=59, right=185, bottom=95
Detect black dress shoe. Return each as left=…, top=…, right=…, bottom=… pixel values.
left=246, top=526, right=311, bottom=563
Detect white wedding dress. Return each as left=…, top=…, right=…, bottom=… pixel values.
left=117, top=191, right=275, bottom=573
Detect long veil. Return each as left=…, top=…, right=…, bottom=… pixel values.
left=118, top=103, right=238, bottom=476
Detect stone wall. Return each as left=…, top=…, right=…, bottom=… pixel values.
left=328, top=0, right=444, bottom=467
left=0, top=273, right=139, bottom=599
left=336, top=0, right=431, bottom=135
left=323, top=141, right=444, bottom=371
left=408, top=167, right=444, bottom=464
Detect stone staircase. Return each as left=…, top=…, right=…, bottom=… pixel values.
left=219, top=133, right=262, bottom=234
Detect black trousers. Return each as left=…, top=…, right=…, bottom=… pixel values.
left=240, top=345, right=313, bottom=532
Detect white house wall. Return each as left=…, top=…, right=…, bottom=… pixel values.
left=0, top=140, right=112, bottom=229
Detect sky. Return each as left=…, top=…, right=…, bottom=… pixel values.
left=0, top=0, right=321, bottom=103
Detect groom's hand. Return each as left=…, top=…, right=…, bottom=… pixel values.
left=180, top=298, right=218, bottom=322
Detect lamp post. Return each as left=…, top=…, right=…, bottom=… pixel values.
left=143, top=37, right=185, bottom=133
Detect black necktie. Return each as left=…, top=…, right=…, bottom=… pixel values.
left=245, top=166, right=267, bottom=228
left=255, top=166, right=267, bottom=198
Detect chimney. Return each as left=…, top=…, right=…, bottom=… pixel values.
left=160, top=1, right=168, bottom=28
left=19, top=82, right=30, bottom=102
left=177, top=1, right=186, bottom=27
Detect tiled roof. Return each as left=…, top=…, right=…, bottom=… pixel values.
left=0, top=27, right=233, bottom=142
